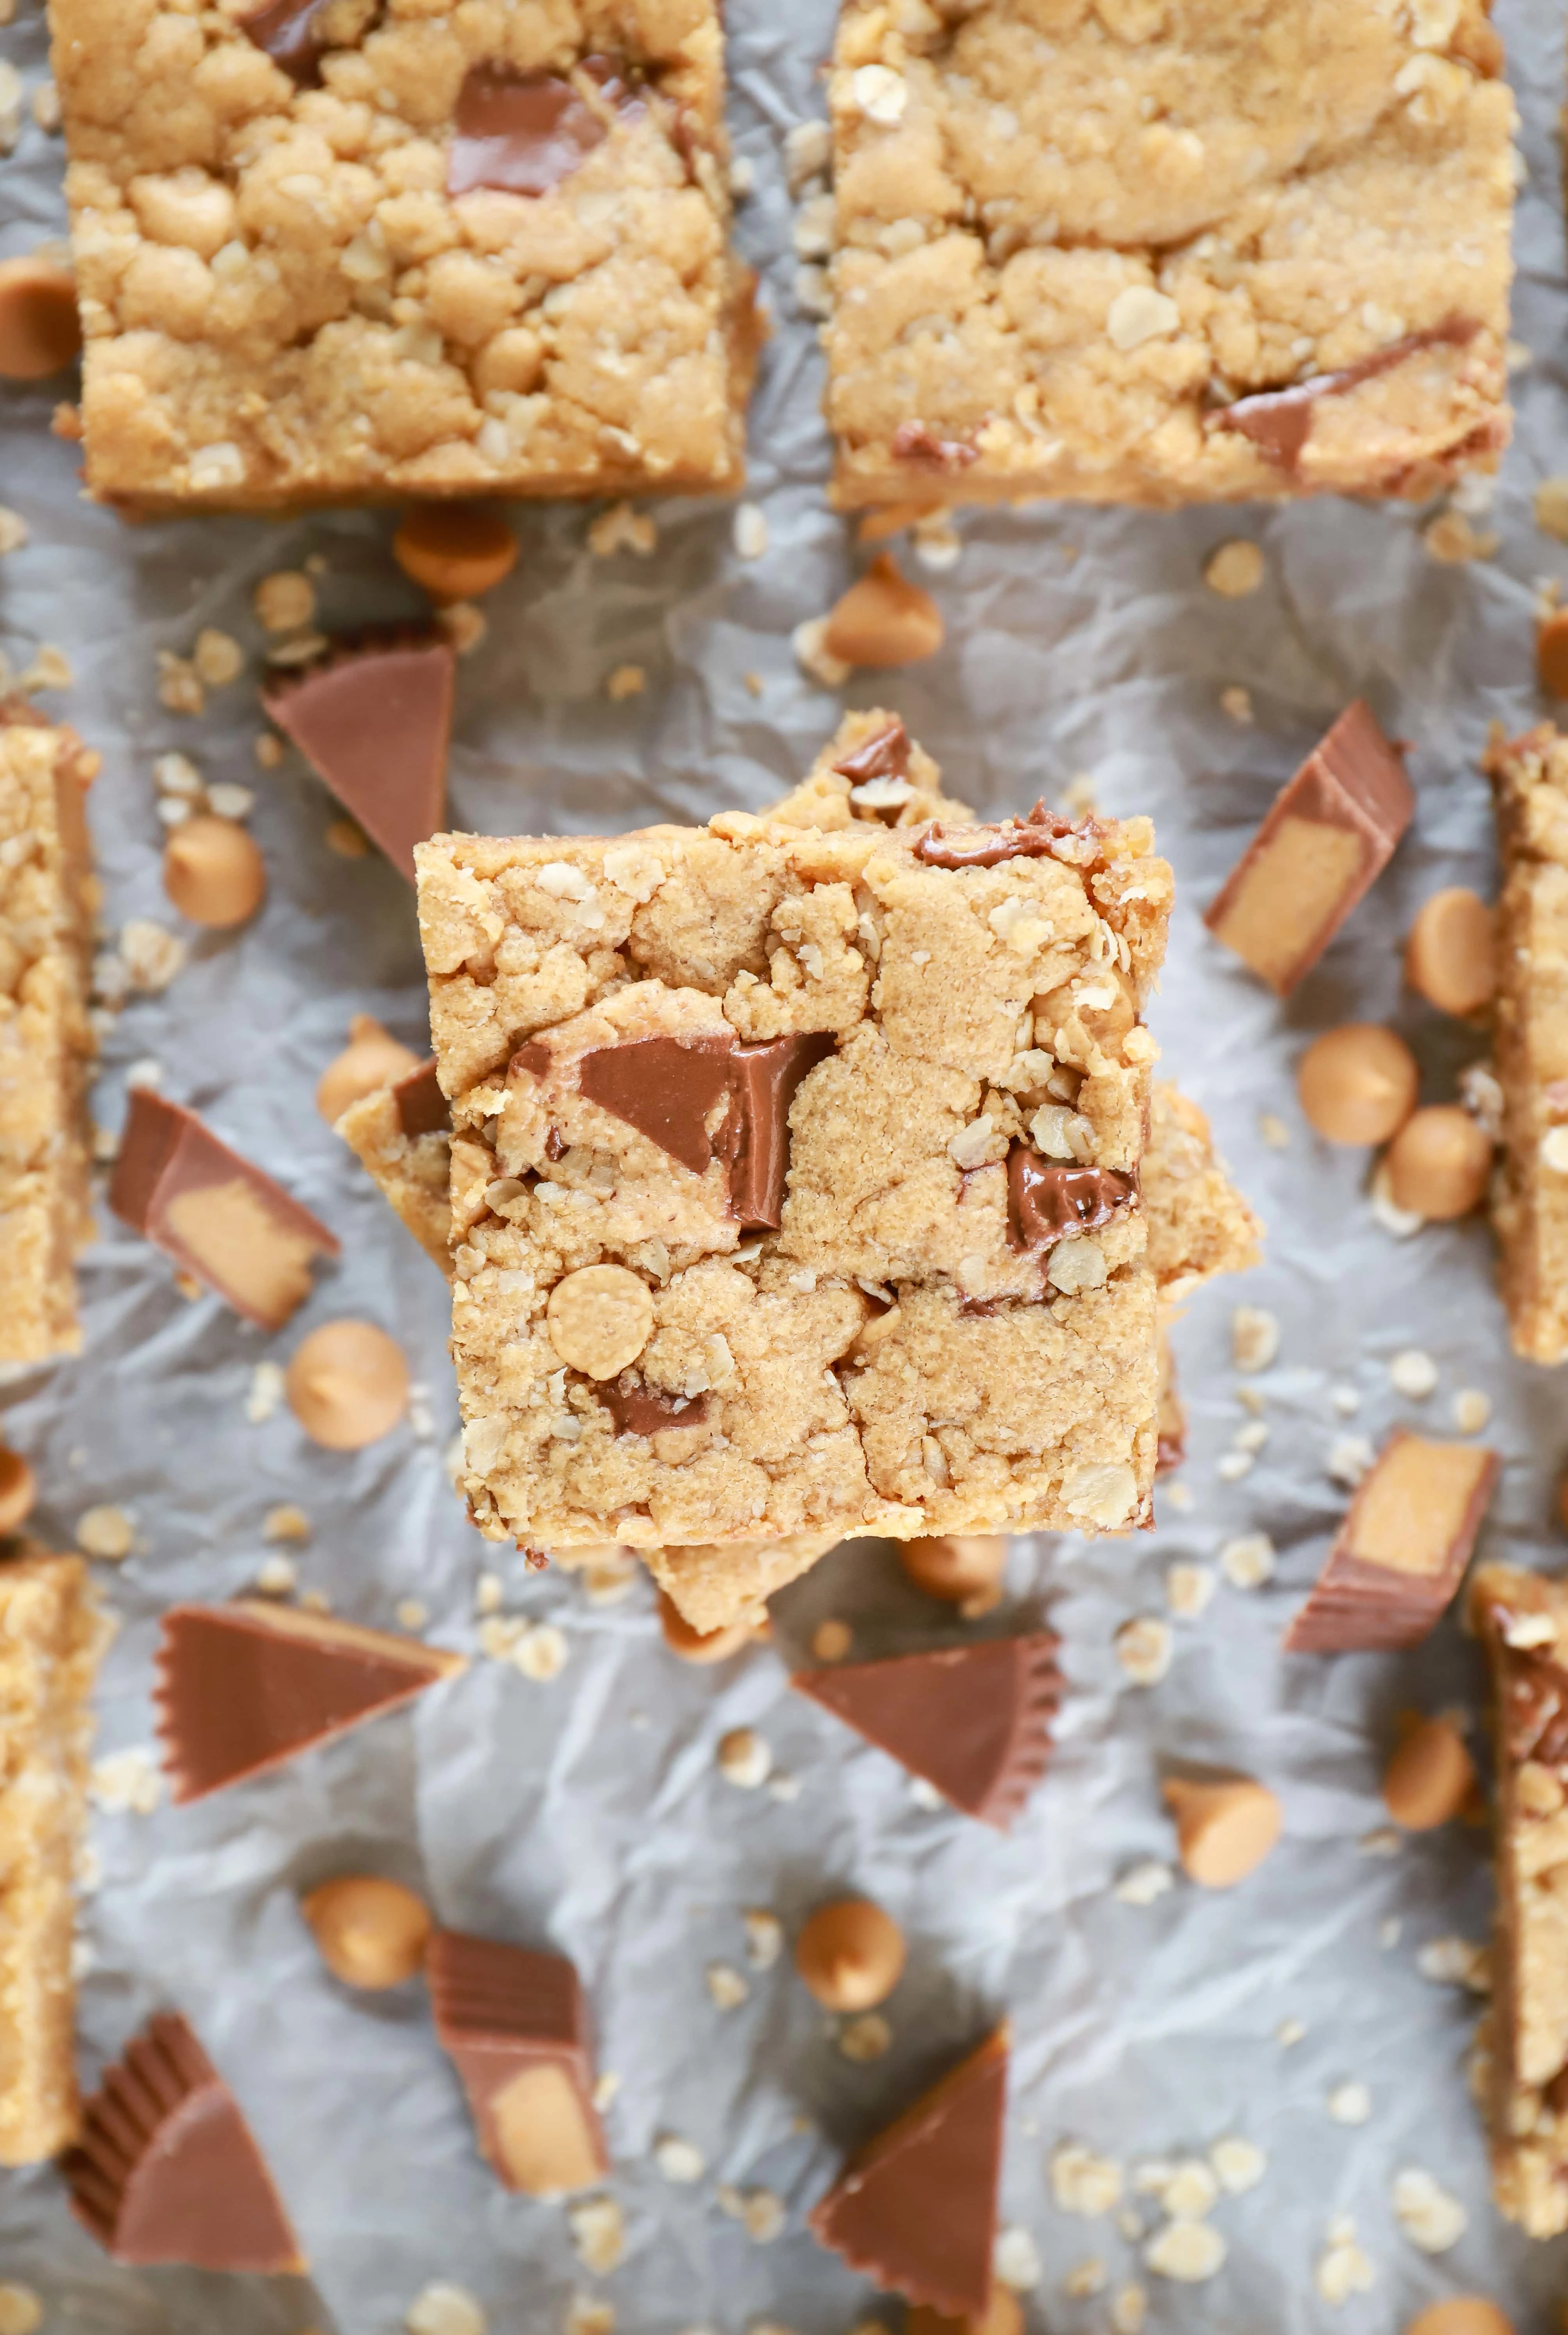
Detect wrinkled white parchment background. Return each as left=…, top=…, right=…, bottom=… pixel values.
left=4, top=0, right=1568, bottom=2327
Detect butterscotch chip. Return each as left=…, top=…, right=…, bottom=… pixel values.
left=822, top=555, right=944, bottom=667
left=794, top=1898, right=906, bottom=2011
left=0, top=1447, right=36, bottom=1537
left=896, top=1533, right=1007, bottom=1605
left=1383, top=1715, right=1475, bottom=1831
left=656, top=1590, right=753, bottom=1664
left=1297, top=1025, right=1417, bottom=1146
left=1385, top=1105, right=1492, bottom=1220
left=286, top=1321, right=409, bottom=1450
left=302, top=1875, right=432, bottom=1990
left=546, top=1265, right=654, bottom=1380
left=1405, top=887, right=1496, bottom=1016
left=161, top=815, right=266, bottom=929
left=1163, top=1776, right=1281, bottom=1889
left=394, top=506, right=518, bottom=603
left=0, top=258, right=80, bottom=381
left=1405, top=2306, right=1513, bottom=2335
left=316, top=1016, right=424, bottom=1126
left=1539, top=611, right=1568, bottom=699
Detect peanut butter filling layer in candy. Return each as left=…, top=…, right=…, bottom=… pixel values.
left=824, top=0, right=1514, bottom=512
left=65, top=2010, right=303, bottom=2270
left=416, top=734, right=1173, bottom=1569
left=793, top=1633, right=1062, bottom=1830
left=810, top=2026, right=1009, bottom=2316
left=1206, top=702, right=1415, bottom=996
left=427, top=1929, right=608, bottom=2196
left=154, top=1601, right=465, bottom=1801
left=1469, top=1564, right=1568, bottom=2239
left=1284, top=1428, right=1498, bottom=1654
left=52, top=0, right=759, bottom=512
left=110, top=1088, right=339, bottom=1331
left=0, top=705, right=100, bottom=1366
left=1485, top=723, right=1568, bottom=1364
left=0, top=1550, right=106, bottom=2166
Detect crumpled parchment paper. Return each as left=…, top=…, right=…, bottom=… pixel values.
left=3, top=0, right=1568, bottom=2327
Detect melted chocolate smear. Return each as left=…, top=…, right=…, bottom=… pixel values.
left=831, top=720, right=912, bottom=786
left=544, top=1126, right=567, bottom=1164
left=914, top=804, right=1078, bottom=871
left=239, top=0, right=335, bottom=85
left=728, top=1032, right=836, bottom=1230
left=1214, top=317, right=1480, bottom=475
left=580, top=52, right=649, bottom=120
left=599, top=1381, right=711, bottom=1438
left=448, top=65, right=608, bottom=198
left=892, top=420, right=980, bottom=471
left=1006, top=1147, right=1138, bottom=1255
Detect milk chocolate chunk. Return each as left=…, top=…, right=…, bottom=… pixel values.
left=262, top=634, right=455, bottom=880
left=238, top=0, right=333, bottom=84
left=1284, top=1428, right=1498, bottom=1654
left=393, top=1058, right=450, bottom=1140
left=577, top=1034, right=735, bottom=1177
left=110, top=1089, right=338, bottom=1332
left=428, top=1930, right=608, bottom=2196
left=892, top=421, right=980, bottom=472
left=809, top=2027, right=1008, bottom=2315
left=598, top=1380, right=710, bottom=1438
left=155, top=1601, right=465, bottom=1803
left=448, top=65, right=608, bottom=198
left=65, top=2013, right=302, bottom=2271
left=728, top=1032, right=836, bottom=1230
left=794, top=1634, right=1061, bottom=1830
left=1006, top=1148, right=1138, bottom=1254
left=1204, top=701, right=1414, bottom=996
left=831, top=718, right=912, bottom=785
left=1215, top=318, right=1481, bottom=474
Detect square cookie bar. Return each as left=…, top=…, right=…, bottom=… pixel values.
left=825, top=0, right=1514, bottom=510
left=417, top=784, right=1172, bottom=1559
left=52, top=0, right=757, bottom=511
left=1486, top=724, right=1568, bottom=1364
left=0, top=705, right=99, bottom=1366
left=1470, top=1563, right=1568, bottom=2236
left=0, top=1551, right=105, bottom=2165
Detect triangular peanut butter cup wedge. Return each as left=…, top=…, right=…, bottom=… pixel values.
left=155, top=1601, right=465, bottom=1802
left=810, top=2027, right=1008, bottom=2315
left=428, top=1930, right=608, bottom=2196
left=263, top=632, right=456, bottom=879
left=793, top=1633, right=1061, bottom=1829
left=65, top=2012, right=302, bottom=2271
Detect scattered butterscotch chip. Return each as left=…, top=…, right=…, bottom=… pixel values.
left=0, top=1446, right=36, bottom=1537
left=0, top=257, right=81, bottom=380
left=794, top=1899, right=906, bottom=2012
left=1297, top=1025, right=1417, bottom=1146
left=1405, top=888, right=1496, bottom=1016
left=1204, top=702, right=1413, bottom=996
left=1539, top=610, right=1568, bottom=700
left=393, top=505, right=517, bottom=603
left=325, top=818, right=369, bottom=859
left=316, top=1015, right=424, bottom=1126
left=1163, top=1775, right=1281, bottom=1889
left=286, top=1321, right=409, bottom=1451
left=1405, top=2305, right=1513, bottom=2335
left=1383, top=1715, right=1475, bottom=1832
left=822, top=554, right=944, bottom=668
left=896, top=1534, right=1007, bottom=1608
left=1384, top=1105, right=1492, bottom=1221
left=1203, top=540, right=1264, bottom=598
left=656, top=1592, right=752, bottom=1665
left=302, top=1875, right=432, bottom=1990
left=161, top=815, right=266, bottom=930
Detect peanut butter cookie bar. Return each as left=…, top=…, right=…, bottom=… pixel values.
left=416, top=762, right=1173, bottom=1561
left=826, top=0, right=1514, bottom=511
left=0, top=705, right=98, bottom=1366
left=1486, top=724, right=1568, bottom=1364
left=52, top=0, right=758, bottom=511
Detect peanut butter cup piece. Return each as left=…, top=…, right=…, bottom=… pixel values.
left=262, top=632, right=455, bottom=880
left=793, top=1633, right=1061, bottom=1830
left=65, top=2012, right=302, bottom=2270
left=428, top=1930, right=608, bottom=2196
